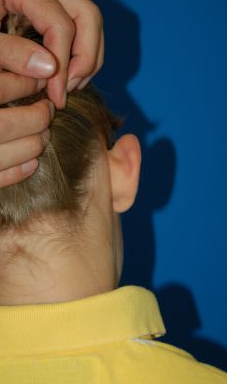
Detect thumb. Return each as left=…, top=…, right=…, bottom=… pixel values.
left=0, top=32, right=56, bottom=78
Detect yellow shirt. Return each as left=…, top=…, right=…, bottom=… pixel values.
left=0, top=285, right=226, bottom=383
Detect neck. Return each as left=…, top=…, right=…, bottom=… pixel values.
left=0, top=214, right=123, bottom=306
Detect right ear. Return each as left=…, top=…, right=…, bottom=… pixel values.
left=108, top=134, right=141, bottom=213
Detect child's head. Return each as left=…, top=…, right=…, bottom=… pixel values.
left=0, top=85, right=120, bottom=226
left=0, top=86, right=141, bottom=302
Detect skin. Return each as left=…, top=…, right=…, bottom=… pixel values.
left=0, top=134, right=141, bottom=305
left=0, top=0, right=104, bottom=188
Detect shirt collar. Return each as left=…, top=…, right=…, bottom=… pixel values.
left=0, top=285, right=165, bottom=357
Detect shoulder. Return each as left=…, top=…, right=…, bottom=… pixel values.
left=120, top=338, right=227, bottom=384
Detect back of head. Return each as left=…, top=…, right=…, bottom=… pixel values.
left=0, top=85, right=120, bottom=228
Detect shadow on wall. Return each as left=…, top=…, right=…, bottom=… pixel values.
left=95, top=0, right=227, bottom=371
left=156, top=284, right=227, bottom=371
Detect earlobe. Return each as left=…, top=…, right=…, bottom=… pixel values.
left=108, top=134, right=141, bottom=213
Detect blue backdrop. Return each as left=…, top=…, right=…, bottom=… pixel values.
left=95, top=0, right=227, bottom=370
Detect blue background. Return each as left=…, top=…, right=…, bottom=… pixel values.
left=95, top=0, right=227, bottom=370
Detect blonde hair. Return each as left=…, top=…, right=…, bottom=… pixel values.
left=0, top=86, right=120, bottom=227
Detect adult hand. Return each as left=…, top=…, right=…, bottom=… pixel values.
left=0, top=0, right=103, bottom=188
left=0, top=70, right=54, bottom=188
left=0, top=0, right=104, bottom=108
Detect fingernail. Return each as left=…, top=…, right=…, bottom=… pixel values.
left=77, top=77, right=91, bottom=90
left=37, top=78, right=47, bottom=91
left=27, top=52, right=56, bottom=77
left=57, top=89, right=67, bottom=109
left=67, top=77, right=82, bottom=92
left=21, top=159, right=38, bottom=175
left=48, top=102, right=55, bottom=120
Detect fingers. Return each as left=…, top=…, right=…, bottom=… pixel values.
left=1, top=0, right=104, bottom=106
left=76, top=31, right=104, bottom=91
left=3, top=0, right=75, bottom=108
left=0, top=99, right=54, bottom=143
left=0, top=133, right=47, bottom=170
left=0, top=99, right=54, bottom=188
left=0, top=72, right=46, bottom=104
left=0, top=159, right=38, bottom=189
left=67, top=27, right=104, bottom=91
left=61, top=0, right=104, bottom=91
left=0, top=33, right=56, bottom=78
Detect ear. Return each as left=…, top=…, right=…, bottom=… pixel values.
left=108, top=134, right=141, bottom=213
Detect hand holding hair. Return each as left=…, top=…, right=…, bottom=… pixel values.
left=0, top=0, right=103, bottom=189
left=0, top=0, right=104, bottom=108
